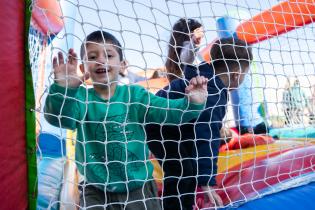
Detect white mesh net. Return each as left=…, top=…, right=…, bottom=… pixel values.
left=30, top=0, right=315, bottom=210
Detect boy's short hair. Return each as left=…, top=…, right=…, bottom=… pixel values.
left=80, top=30, right=123, bottom=61
left=210, top=37, right=253, bottom=73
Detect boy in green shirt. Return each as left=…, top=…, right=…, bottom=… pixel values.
left=44, top=30, right=208, bottom=210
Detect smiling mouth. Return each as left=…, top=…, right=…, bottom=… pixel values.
left=95, top=68, right=109, bottom=74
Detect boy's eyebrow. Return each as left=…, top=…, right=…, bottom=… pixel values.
left=87, top=50, right=97, bottom=54
left=87, top=48, right=115, bottom=54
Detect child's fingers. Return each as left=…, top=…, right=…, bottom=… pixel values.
left=196, top=76, right=203, bottom=84
left=68, top=49, right=73, bottom=63
left=193, top=29, right=204, bottom=39
left=69, top=48, right=77, bottom=58
left=201, top=76, right=208, bottom=85
left=185, top=84, right=193, bottom=94
left=58, top=52, right=64, bottom=65
left=68, top=48, right=78, bottom=65
left=72, top=51, right=78, bottom=60
left=68, top=53, right=76, bottom=64
left=52, top=56, right=58, bottom=69
left=190, top=77, right=197, bottom=86
left=193, top=27, right=203, bottom=33
left=193, top=76, right=207, bottom=86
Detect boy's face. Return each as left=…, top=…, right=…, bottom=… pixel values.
left=80, top=41, right=125, bottom=85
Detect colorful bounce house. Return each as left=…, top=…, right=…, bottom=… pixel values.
left=1, top=0, right=315, bottom=210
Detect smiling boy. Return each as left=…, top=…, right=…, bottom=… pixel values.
left=44, top=30, right=208, bottom=210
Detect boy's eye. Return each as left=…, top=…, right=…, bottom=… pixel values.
left=88, top=55, right=96, bottom=60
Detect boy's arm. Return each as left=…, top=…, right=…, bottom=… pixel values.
left=145, top=76, right=207, bottom=124
left=196, top=108, right=224, bottom=207
left=44, top=83, right=79, bottom=130
left=146, top=93, right=203, bottom=124
left=44, top=49, right=84, bottom=129
left=195, top=108, right=222, bottom=185
left=195, top=84, right=227, bottom=187
left=156, top=78, right=187, bottom=99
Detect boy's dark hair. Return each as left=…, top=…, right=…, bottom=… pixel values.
left=80, top=30, right=123, bottom=61
left=210, top=37, right=253, bottom=73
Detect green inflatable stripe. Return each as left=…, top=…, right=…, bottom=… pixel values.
left=24, top=0, right=38, bottom=209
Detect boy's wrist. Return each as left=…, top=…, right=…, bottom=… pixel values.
left=187, top=97, right=205, bottom=110
left=54, top=79, right=81, bottom=89
left=50, top=82, right=79, bottom=97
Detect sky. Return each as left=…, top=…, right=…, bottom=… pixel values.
left=59, top=0, right=315, bottom=74
left=36, top=0, right=315, bottom=124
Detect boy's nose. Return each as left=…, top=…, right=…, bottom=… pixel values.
left=96, top=56, right=106, bottom=64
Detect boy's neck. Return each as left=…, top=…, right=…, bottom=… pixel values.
left=94, top=82, right=118, bottom=100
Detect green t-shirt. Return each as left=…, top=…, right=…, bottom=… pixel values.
left=45, top=83, right=204, bottom=192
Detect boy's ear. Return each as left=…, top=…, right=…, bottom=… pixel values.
left=79, top=63, right=90, bottom=81
left=228, top=72, right=238, bottom=84
left=119, top=60, right=128, bottom=75
left=233, top=72, right=239, bottom=80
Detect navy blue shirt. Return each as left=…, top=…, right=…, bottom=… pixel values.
left=155, top=62, right=228, bottom=186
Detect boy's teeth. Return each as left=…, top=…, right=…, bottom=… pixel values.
left=96, top=68, right=107, bottom=73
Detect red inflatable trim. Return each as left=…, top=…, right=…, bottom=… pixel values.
left=0, top=1, right=28, bottom=209
left=219, top=134, right=275, bottom=152
left=216, top=145, right=315, bottom=205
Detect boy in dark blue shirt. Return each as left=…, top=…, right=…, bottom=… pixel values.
left=146, top=37, right=253, bottom=210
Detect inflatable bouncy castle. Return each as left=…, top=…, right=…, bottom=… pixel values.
left=0, top=0, right=64, bottom=209
left=1, top=0, right=315, bottom=210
